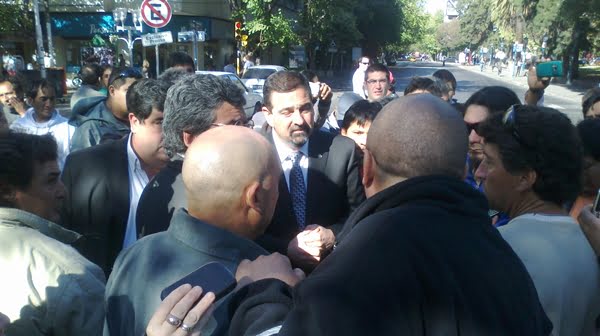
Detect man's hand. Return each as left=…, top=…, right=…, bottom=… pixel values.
left=287, top=234, right=321, bottom=270
left=236, top=253, right=306, bottom=288
left=318, top=83, right=333, bottom=103
left=303, top=224, right=335, bottom=251
left=578, top=205, right=600, bottom=257
left=8, top=97, right=26, bottom=116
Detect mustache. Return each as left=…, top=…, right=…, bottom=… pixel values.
left=290, top=124, right=310, bottom=133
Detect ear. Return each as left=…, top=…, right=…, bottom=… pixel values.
left=244, top=181, right=262, bottom=213
left=263, top=105, right=275, bottom=128
left=341, top=128, right=348, bottom=136
left=182, top=131, right=195, bottom=148
left=362, top=148, right=375, bottom=190
left=516, top=169, right=537, bottom=193
left=108, top=85, right=116, bottom=97
left=128, top=113, right=140, bottom=133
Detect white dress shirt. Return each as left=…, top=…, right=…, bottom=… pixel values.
left=271, top=132, right=309, bottom=192
left=122, top=133, right=150, bottom=249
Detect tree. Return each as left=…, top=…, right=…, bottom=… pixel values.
left=436, top=18, right=462, bottom=52
left=233, top=0, right=299, bottom=57
left=0, top=0, right=34, bottom=37
left=298, top=0, right=361, bottom=69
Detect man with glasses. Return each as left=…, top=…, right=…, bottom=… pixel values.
left=364, top=63, right=396, bottom=102
left=10, top=79, right=75, bottom=169
left=61, top=79, right=169, bottom=275
left=475, top=104, right=600, bottom=335
left=352, top=56, right=370, bottom=98
left=69, top=67, right=143, bottom=152
left=136, top=74, right=248, bottom=237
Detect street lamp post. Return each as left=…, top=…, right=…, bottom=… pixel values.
left=113, top=8, right=143, bottom=67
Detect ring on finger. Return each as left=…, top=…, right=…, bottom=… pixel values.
left=181, top=323, right=193, bottom=332
left=166, top=314, right=182, bottom=327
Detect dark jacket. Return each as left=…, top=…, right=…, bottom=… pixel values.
left=136, top=159, right=184, bottom=237
left=228, top=175, right=552, bottom=336
left=61, top=137, right=130, bottom=276
left=69, top=96, right=129, bottom=152
left=258, top=129, right=365, bottom=254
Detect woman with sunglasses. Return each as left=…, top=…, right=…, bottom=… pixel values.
left=475, top=104, right=600, bottom=336
left=463, top=86, right=521, bottom=226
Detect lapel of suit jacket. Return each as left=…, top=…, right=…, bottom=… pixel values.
left=306, top=131, right=329, bottom=223
left=111, top=136, right=132, bottom=240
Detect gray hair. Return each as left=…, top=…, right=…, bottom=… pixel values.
left=162, top=74, right=246, bottom=156
left=158, top=67, right=193, bottom=88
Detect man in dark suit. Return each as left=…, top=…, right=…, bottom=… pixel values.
left=258, top=71, right=365, bottom=270
left=61, top=79, right=169, bottom=275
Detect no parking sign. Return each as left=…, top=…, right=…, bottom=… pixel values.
left=140, top=0, right=172, bottom=29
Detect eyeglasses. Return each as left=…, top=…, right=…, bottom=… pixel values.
left=585, top=114, right=600, bottom=120
left=465, top=121, right=481, bottom=135
left=360, top=62, right=370, bottom=65
left=211, top=119, right=255, bottom=129
left=365, top=79, right=388, bottom=85
left=109, top=68, right=143, bottom=86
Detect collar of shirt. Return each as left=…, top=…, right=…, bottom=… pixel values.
left=271, top=131, right=309, bottom=191
left=123, top=133, right=150, bottom=248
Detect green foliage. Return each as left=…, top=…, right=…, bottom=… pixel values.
left=236, top=0, right=299, bottom=52
left=0, top=1, right=33, bottom=35
left=412, top=10, right=444, bottom=54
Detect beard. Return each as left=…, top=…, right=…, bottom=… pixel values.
left=289, top=124, right=312, bottom=147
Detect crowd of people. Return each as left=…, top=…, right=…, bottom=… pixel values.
left=1, top=51, right=600, bottom=336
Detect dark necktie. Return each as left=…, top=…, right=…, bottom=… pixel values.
left=289, top=151, right=306, bottom=230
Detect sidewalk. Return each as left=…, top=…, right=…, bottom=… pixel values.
left=459, top=63, right=598, bottom=103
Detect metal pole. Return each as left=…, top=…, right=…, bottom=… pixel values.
left=43, top=0, right=55, bottom=67
left=128, top=29, right=134, bottom=67
left=32, top=0, right=46, bottom=78
left=155, top=28, right=160, bottom=77
left=192, top=27, right=198, bottom=71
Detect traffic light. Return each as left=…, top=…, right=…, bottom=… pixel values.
left=241, top=34, right=248, bottom=47
left=235, top=21, right=242, bottom=41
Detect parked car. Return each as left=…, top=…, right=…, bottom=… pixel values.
left=195, top=70, right=263, bottom=118
left=445, top=56, right=458, bottom=64
left=241, top=65, right=286, bottom=96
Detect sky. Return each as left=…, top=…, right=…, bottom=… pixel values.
left=424, top=0, right=447, bottom=14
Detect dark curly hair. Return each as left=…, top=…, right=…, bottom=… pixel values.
left=0, top=131, right=57, bottom=207
left=478, top=105, right=582, bottom=206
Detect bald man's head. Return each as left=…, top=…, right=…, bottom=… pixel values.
left=367, top=94, right=467, bottom=182
left=182, top=126, right=280, bottom=238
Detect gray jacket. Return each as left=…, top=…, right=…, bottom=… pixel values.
left=0, top=207, right=106, bottom=336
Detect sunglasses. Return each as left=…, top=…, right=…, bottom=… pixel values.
left=360, top=62, right=370, bottom=65
left=110, top=68, right=143, bottom=86
left=502, top=104, right=530, bottom=148
left=465, top=121, right=480, bottom=135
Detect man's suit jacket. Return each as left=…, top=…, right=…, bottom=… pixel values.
left=259, top=130, right=366, bottom=254
left=61, top=137, right=130, bottom=276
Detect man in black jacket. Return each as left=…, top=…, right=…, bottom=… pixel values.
left=227, top=94, right=552, bottom=335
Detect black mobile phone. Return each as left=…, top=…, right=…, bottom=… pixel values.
left=593, top=189, right=600, bottom=218
left=160, top=262, right=236, bottom=302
